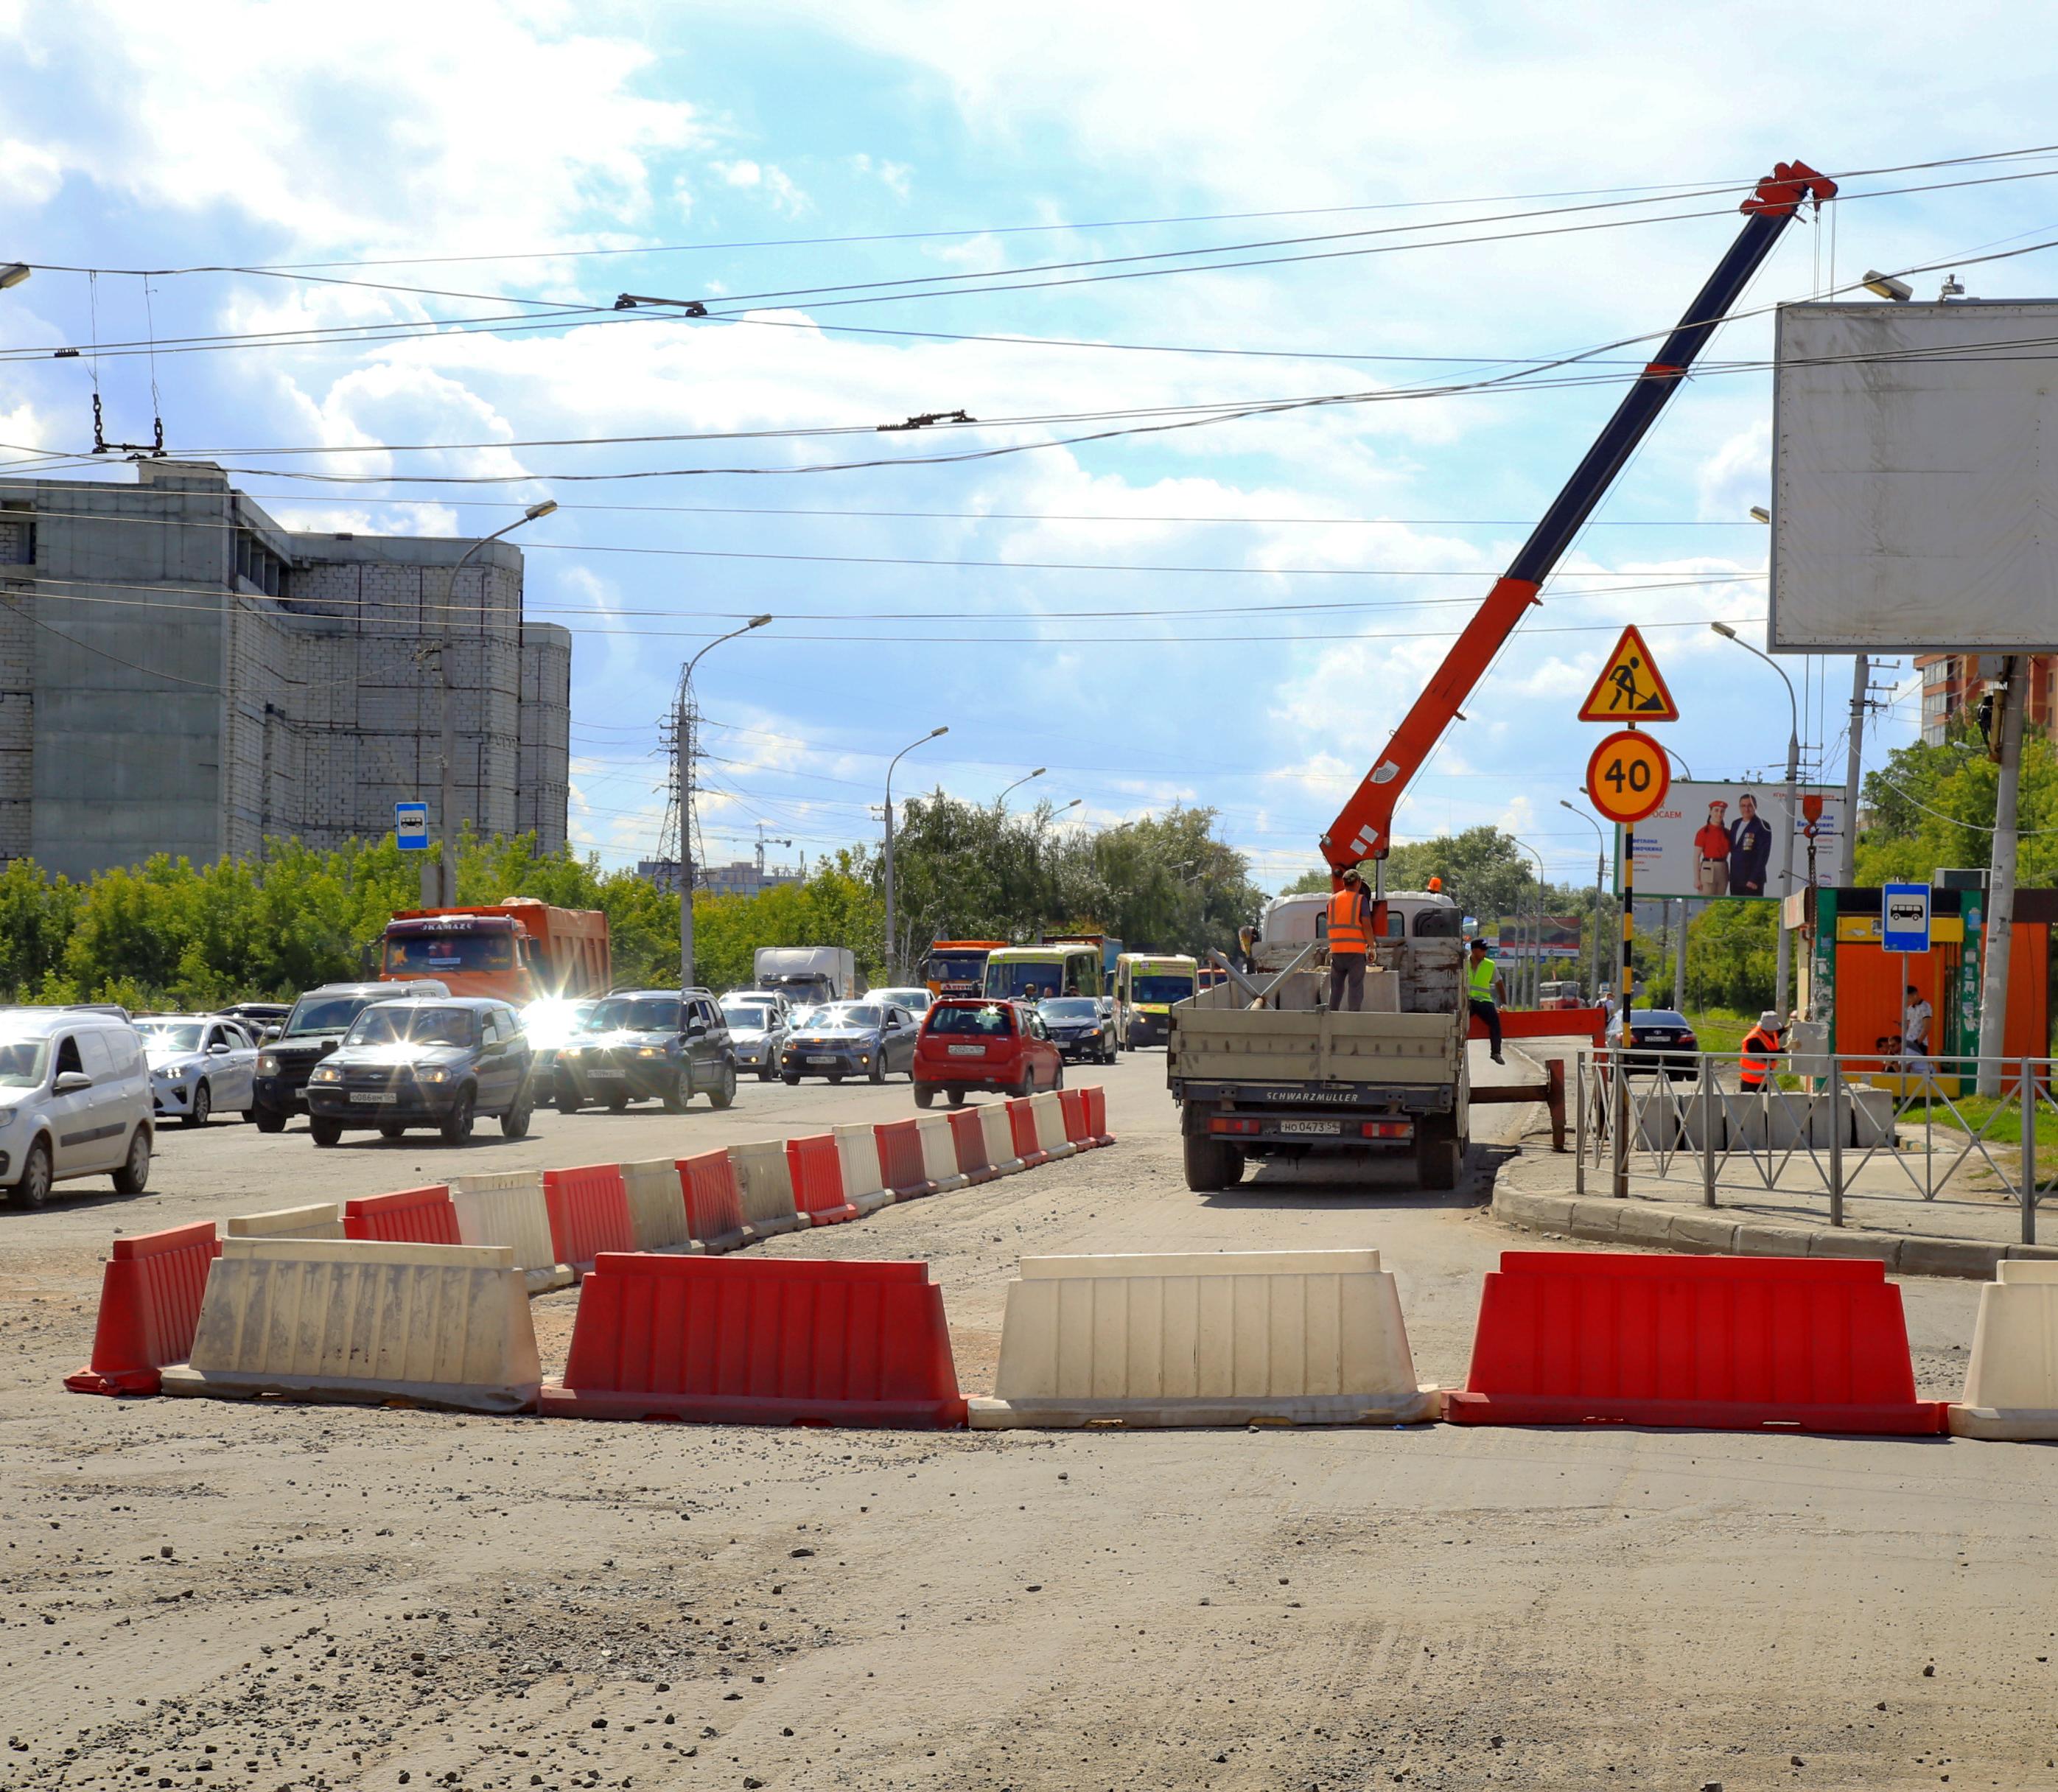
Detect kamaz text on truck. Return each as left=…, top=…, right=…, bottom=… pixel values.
left=378, top=898, right=611, bottom=1007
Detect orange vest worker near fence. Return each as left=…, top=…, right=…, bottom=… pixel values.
left=1739, top=1012, right=1782, bottom=1091
left=1326, top=869, right=1373, bottom=1012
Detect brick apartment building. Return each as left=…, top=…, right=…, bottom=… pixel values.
left=0, top=460, right=570, bottom=880
left=1917, top=652, right=2057, bottom=746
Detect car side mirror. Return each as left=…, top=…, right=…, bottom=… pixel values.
left=686, top=1020, right=706, bottom=1038
left=207, top=1042, right=231, bottom=1055
left=53, top=1071, right=92, bottom=1094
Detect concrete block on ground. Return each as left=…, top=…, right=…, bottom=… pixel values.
left=1667, top=1211, right=1741, bottom=1254
left=1565, top=1200, right=1625, bottom=1243
left=1611, top=1203, right=1678, bottom=1249
left=620, top=1157, right=699, bottom=1254
left=1849, top=1087, right=1898, bottom=1149
left=1897, top=1236, right=2005, bottom=1281
left=449, top=1170, right=574, bottom=1294
left=1491, top=1186, right=1570, bottom=1233
left=1726, top=1091, right=1769, bottom=1150
left=1805, top=1228, right=1903, bottom=1267
left=968, top=1249, right=1437, bottom=1429
left=1732, top=1222, right=1815, bottom=1259
left=1765, top=1091, right=1832, bottom=1151
left=224, top=1203, right=343, bottom=1240
left=1673, top=1088, right=1728, bottom=1154
left=1628, top=1085, right=1683, bottom=1152
left=160, top=1237, right=540, bottom=1414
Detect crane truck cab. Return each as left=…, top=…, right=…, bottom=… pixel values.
left=1249, top=889, right=1462, bottom=967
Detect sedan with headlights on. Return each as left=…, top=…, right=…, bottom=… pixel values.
left=779, top=1001, right=920, bottom=1085
left=721, top=995, right=788, bottom=1081
left=135, top=1015, right=259, bottom=1127
left=1036, top=995, right=1116, bottom=1065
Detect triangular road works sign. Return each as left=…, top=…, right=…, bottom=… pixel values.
left=1577, top=623, right=1680, bottom=722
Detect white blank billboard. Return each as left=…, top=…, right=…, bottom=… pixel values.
left=1771, top=301, right=2058, bottom=651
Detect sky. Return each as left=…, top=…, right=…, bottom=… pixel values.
left=2, top=0, right=2054, bottom=893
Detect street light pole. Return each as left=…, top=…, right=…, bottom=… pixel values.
left=675, top=614, right=774, bottom=990
left=1560, top=800, right=1607, bottom=1003
left=1710, top=622, right=1802, bottom=1018
left=998, top=767, right=1046, bottom=808
left=883, top=726, right=948, bottom=981
left=1511, top=838, right=1548, bottom=1007
left=430, top=497, right=557, bottom=907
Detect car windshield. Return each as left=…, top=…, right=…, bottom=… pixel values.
left=382, top=928, right=517, bottom=973
left=587, top=997, right=682, bottom=1034
left=927, top=953, right=989, bottom=984
left=1629, top=1010, right=1690, bottom=1028
left=927, top=1003, right=1014, bottom=1037
left=722, top=1004, right=775, bottom=1032
left=871, top=988, right=928, bottom=1009
left=1040, top=998, right=1099, bottom=1021
left=1129, top=975, right=1194, bottom=1004
left=811, top=1004, right=881, bottom=1029
left=0, top=1037, right=51, bottom=1088
left=137, top=1021, right=206, bottom=1052
left=284, top=995, right=374, bottom=1036
left=346, top=1005, right=477, bottom=1049
left=987, top=960, right=1071, bottom=1000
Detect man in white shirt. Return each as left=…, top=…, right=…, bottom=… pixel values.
left=1902, top=985, right=1933, bottom=1074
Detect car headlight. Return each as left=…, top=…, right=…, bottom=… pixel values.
left=420, top=1065, right=451, bottom=1084
left=309, top=1065, right=341, bottom=1084
left=257, top=1054, right=279, bottom=1076
left=0, top=1107, right=15, bottom=1126
left=635, top=1046, right=666, bottom=1059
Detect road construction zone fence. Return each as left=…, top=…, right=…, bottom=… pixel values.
left=1575, top=1050, right=2058, bottom=1244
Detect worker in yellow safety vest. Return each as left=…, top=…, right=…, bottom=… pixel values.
left=1466, top=938, right=1505, bottom=1065
left=1326, top=866, right=1374, bottom=1012
left=1739, top=1010, right=1782, bottom=1092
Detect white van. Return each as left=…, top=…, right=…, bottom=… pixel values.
left=0, top=1009, right=155, bottom=1208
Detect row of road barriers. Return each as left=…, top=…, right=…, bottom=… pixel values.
left=63, top=1085, right=1115, bottom=1415
left=1575, top=1050, right=2058, bottom=1242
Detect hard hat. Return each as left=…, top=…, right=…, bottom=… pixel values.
left=1758, top=1010, right=1781, bottom=1028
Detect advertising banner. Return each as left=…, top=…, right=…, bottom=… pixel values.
left=1626, top=780, right=1845, bottom=900
left=1495, top=917, right=1584, bottom=960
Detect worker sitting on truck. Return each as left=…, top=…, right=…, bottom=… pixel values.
left=1325, top=866, right=1374, bottom=1012
left=1466, top=938, right=1505, bottom=1065
left=1739, top=1011, right=1782, bottom=1092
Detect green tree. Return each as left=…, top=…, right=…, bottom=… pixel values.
left=1857, top=732, right=2058, bottom=887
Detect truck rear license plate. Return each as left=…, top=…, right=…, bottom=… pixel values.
left=348, top=1091, right=399, bottom=1105
left=947, top=1044, right=985, bottom=1057
left=1278, top=1119, right=1340, bottom=1135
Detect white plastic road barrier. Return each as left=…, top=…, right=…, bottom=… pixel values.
left=620, top=1157, right=699, bottom=1254
left=224, top=1203, right=344, bottom=1240
left=833, top=1122, right=895, bottom=1217
left=977, top=1102, right=1024, bottom=1176
left=1028, top=1091, right=1074, bottom=1161
left=916, top=1115, right=968, bottom=1194
left=728, top=1138, right=808, bottom=1239
left=448, top=1170, right=574, bottom=1294
left=968, top=1248, right=1438, bottom=1429
left=1949, top=1260, right=2058, bottom=1440
left=159, top=1237, right=541, bottom=1414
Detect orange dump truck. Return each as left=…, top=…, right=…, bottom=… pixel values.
left=378, top=898, right=611, bottom=1005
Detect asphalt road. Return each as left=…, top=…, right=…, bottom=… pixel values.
left=4, top=1045, right=2054, bottom=1790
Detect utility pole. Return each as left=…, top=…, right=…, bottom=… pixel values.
left=1975, top=656, right=2026, bottom=1097
left=882, top=725, right=948, bottom=981
left=673, top=615, right=773, bottom=990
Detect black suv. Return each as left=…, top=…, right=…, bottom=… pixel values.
left=251, top=980, right=451, bottom=1132
left=553, top=989, right=736, bottom=1114
left=303, top=997, right=534, bottom=1147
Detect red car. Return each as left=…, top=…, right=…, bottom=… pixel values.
left=912, top=999, right=1063, bottom=1108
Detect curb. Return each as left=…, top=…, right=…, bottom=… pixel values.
left=1490, top=1181, right=2058, bottom=1281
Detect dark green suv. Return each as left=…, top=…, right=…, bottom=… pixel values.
left=553, top=989, right=737, bottom=1114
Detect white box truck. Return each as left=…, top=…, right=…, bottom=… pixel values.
left=753, top=946, right=860, bottom=1010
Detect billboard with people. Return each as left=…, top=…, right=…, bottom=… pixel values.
left=1625, top=781, right=1846, bottom=900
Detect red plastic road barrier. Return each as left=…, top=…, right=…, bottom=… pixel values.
left=786, top=1134, right=858, bottom=1226
left=66, top=1222, right=221, bottom=1396
left=1470, top=1007, right=1606, bottom=1045
left=539, top=1252, right=967, bottom=1427
left=1446, top=1251, right=1949, bottom=1435
left=542, top=1163, right=635, bottom=1273
left=343, top=1185, right=458, bottom=1246
left=947, top=1107, right=994, bottom=1183
left=1007, top=1098, right=1047, bottom=1169
left=1081, top=1084, right=1115, bottom=1147
left=1059, top=1088, right=1095, bottom=1150
left=875, top=1119, right=932, bottom=1200
left=680, top=1149, right=749, bottom=1253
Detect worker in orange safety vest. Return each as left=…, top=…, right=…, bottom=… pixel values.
left=1326, top=865, right=1375, bottom=1012
left=1739, top=1010, right=1782, bottom=1092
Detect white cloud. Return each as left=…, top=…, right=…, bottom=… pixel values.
left=710, top=158, right=810, bottom=216
left=849, top=152, right=912, bottom=200
left=0, top=139, right=60, bottom=206
left=1698, top=419, right=1772, bottom=521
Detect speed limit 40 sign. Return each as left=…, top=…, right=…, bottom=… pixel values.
left=1585, top=729, right=1670, bottom=825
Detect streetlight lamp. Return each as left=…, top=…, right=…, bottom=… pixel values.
left=427, top=497, right=557, bottom=908
left=883, top=725, right=948, bottom=979
left=1560, top=799, right=1609, bottom=1002
left=998, top=767, right=1046, bottom=807
left=676, top=612, right=774, bottom=989
left=0, top=264, right=30, bottom=290
left=1710, top=620, right=1801, bottom=1016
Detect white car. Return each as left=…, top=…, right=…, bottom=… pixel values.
left=0, top=1009, right=155, bottom=1208
left=867, top=986, right=934, bottom=1015
left=136, top=1015, right=259, bottom=1127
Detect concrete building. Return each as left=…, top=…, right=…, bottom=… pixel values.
left=1917, top=651, right=2057, bottom=746
left=0, top=460, right=570, bottom=879
left=637, top=858, right=805, bottom=899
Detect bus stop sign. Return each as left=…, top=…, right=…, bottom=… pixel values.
left=1881, top=882, right=1931, bottom=953
left=395, top=802, right=430, bottom=852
